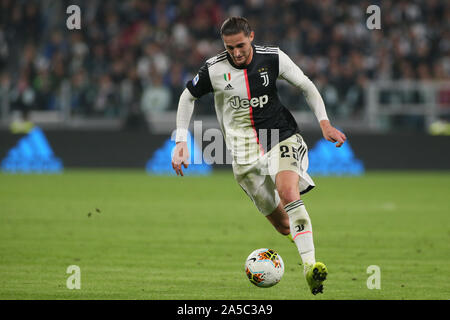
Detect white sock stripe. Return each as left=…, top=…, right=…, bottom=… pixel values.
left=284, top=201, right=299, bottom=211
left=284, top=200, right=303, bottom=211
left=284, top=200, right=304, bottom=212
left=285, top=203, right=303, bottom=213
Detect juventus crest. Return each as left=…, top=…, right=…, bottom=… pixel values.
left=258, top=67, right=269, bottom=87
left=260, top=71, right=269, bottom=87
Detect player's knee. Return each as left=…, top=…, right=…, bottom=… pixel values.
left=278, top=187, right=300, bottom=206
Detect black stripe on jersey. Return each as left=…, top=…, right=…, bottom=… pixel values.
left=206, top=52, right=228, bottom=68
left=255, top=48, right=278, bottom=51
left=214, top=51, right=228, bottom=59
left=255, top=50, right=278, bottom=55
left=255, top=49, right=278, bottom=53
left=254, top=45, right=278, bottom=50
left=206, top=52, right=227, bottom=63
left=255, top=47, right=278, bottom=53
left=206, top=56, right=228, bottom=68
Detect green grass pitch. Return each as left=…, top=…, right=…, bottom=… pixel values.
left=0, top=169, right=449, bottom=300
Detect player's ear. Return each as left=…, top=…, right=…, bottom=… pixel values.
left=248, top=31, right=254, bottom=42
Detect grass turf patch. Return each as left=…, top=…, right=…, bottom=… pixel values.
left=0, top=170, right=449, bottom=299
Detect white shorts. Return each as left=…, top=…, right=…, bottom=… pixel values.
left=232, top=133, right=315, bottom=216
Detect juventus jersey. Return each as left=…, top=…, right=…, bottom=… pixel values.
left=186, top=45, right=305, bottom=163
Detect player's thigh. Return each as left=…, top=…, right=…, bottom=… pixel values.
left=275, top=170, right=300, bottom=205
left=268, top=134, right=304, bottom=202
left=233, top=165, right=279, bottom=216
left=269, top=133, right=315, bottom=195
left=268, top=133, right=304, bottom=176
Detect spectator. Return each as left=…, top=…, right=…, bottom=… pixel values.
left=0, top=0, right=448, bottom=122
left=94, top=74, right=120, bottom=116
left=141, top=73, right=171, bottom=114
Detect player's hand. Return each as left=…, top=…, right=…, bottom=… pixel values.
left=319, top=120, right=347, bottom=148
left=172, top=141, right=189, bottom=176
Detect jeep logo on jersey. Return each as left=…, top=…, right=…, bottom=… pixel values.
left=229, top=95, right=269, bottom=109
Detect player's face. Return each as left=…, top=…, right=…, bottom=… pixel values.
left=223, top=31, right=254, bottom=67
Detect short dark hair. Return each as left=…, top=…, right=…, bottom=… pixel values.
left=220, top=16, right=252, bottom=37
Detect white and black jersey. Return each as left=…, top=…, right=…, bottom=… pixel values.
left=186, top=45, right=326, bottom=163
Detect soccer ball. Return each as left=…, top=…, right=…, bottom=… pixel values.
left=244, top=248, right=284, bottom=288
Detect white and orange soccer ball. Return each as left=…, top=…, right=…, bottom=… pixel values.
left=244, top=248, right=284, bottom=288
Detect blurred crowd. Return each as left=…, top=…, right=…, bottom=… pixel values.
left=0, top=0, right=449, bottom=122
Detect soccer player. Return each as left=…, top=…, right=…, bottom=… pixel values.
left=171, top=17, right=346, bottom=295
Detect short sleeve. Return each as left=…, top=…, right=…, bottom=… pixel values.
left=186, top=64, right=213, bottom=98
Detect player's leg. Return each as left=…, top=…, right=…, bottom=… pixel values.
left=275, top=170, right=316, bottom=265
left=234, top=164, right=293, bottom=239
left=265, top=203, right=290, bottom=236
left=276, top=170, right=327, bottom=295
left=271, top=135, right=315, bottom=264
left=272, top=132, right=328, bottom=294
left=233, top=140, right=326, bottom=294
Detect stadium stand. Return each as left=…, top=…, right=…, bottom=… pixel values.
left=0, top=0, right=449, bottom=129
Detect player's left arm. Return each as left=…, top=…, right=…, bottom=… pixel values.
left=278, top=49, right=347, bottom=147
left=318, top=119, right=347, bottom=148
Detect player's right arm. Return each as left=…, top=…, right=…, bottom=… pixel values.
left=172, top=64, right=213, bottom=176
left=172, top=88, right=195, bottom=176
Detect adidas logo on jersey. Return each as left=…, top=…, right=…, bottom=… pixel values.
left=229, top=95, right=269, bottom=109
left=224, top=83, right=234, bottom=90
